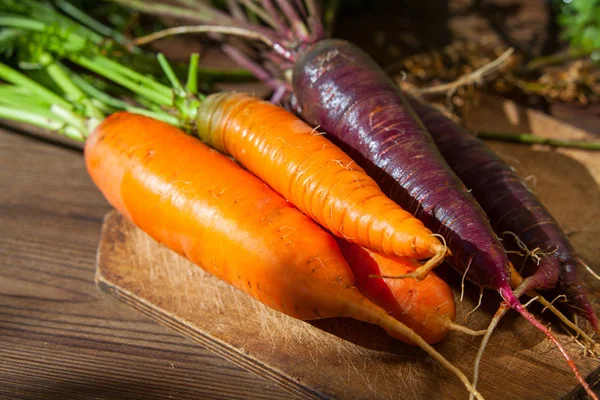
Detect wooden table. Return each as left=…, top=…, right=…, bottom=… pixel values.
left=0, top=128, right=289, bottom=399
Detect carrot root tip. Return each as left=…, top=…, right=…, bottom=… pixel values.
left=444, top=320, right=487, bottom=336
left=372, top=246, right=447, bottom=281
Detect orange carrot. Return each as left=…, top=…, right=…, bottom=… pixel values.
left=85, top=112, right=482, bottom=399
left=195, top=92, right=446, bottom=269
left=337, top=240, right=457, bottom=344
left=335, top=240, right=487, bottom=344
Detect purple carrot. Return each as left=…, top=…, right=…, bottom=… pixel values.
left=292, top=39, right=591, bottom=393
left=408, top=96, right=600, bottom=333
left=291, top=39, right=509, bottom=289
left=288, top=44, right=595, bottom=398
left=288, top=39, right=594, bottom=396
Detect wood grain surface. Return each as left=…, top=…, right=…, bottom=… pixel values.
left=95, top=133, right=600, bottom=400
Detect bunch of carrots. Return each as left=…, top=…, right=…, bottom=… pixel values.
left=0, top=1, right=598, bottom=399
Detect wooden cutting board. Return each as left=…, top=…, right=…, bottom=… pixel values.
left=94, top=134, right=600, bottom=400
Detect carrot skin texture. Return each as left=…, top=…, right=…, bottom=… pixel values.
left=292, top=39, right=509, bottom=290
left=336, top=239, right=456, bottom=344
left=407, top=97, right=599, bottom=332
left=195, top=92, right=443, bottom=260
left=86, top=112, right=356, bottom=320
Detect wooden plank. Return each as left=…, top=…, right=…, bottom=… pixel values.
left=96, top=128, right=600, bottom=400
left=465, top=95, right=600, bottom=185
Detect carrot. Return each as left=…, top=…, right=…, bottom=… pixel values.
left=0, top=55, right=481, bottom=397
left=99, top=1, right=598, bottom=396
left=404, top=98, right=599, bottom=395
left=407, top=95, right=599, bottom=334
left=195, top=92, right=446, bottom=264
left=85, top=112, right=482, bottom=398
left=0, top=1, right=447, bottom=271
left=336, top=239, right=486, bottom=344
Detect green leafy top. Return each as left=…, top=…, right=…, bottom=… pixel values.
left=0, top=0, right=208, bottom=140
left=557, top=0, right=600, bottom=52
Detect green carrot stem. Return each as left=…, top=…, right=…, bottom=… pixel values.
left=123, top=107, right=181, bottom=126
left=5, top=0, right=103, bottom=41
left=186, top=53, right=200, bottom=94
left=157, top=53, right=184, bottom=94
left=0, top=86, right=53, bottom=110
left=477, top=132, right=600, bottom=151
left=73, top=55, right=172, bottom=106
left=133, top=96, right=167, bottom=113
left=0, top=16, right=46, bottom=31
left=0, top=62, right=71, bottom=109
left=1, top=14, right=92, bottom=51
left=0, top=105, right=62, bottom=129
left=71, top=74, right=132, bottom=110
left=39, top=53, right=104, bottom=119
left=41, top=54, right=83, bottom=100
left=0, top=97, right=59, bottom=121
left=0, top=105, right=85, bottom=141
left=0, top=13, right=172, bottom=104
left=523, top=47, right=600, bottom=72
left=54, top=0, right=129, bottom=47
left=74, top=74, right=181, bottom=124
left=91, top=56, right=173, bottom=98
left=50, top=104, right=89, bottom=135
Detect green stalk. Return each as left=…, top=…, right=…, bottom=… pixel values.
left=39, top=53, right=103, bottom=119
left=477, top=132, right=600, bottom=151
left=91, top=56, right=173, bottom=98
left=71, top=74, right=131, bottom=111
left=0, top=16, right=46, bottom=32
left=523, top=47, right=600, bottom=72
left=186, top=53, right=200, bottom=94
left=73, top=55, right=173, bottom=106
left=155, top=54, right=200, bottom=129
left=0, top=105, right=63, bottom=130
left=55, top=0, right=129, bottom=47
left=0, top=14, right=170, bottom=104
left=5, top=0, right=105, bottom=44
left=71, top=73, right=180, bottom=126
left=0, top=86, right=53, bottom=109
left=0, top=62, right=70, bottom=108
left=157, top=53, right=184, bottom=95
left=0, top=105, right=85, bottom=141
left=0, top=3, right=204, bottom=138
left=0, top=96, right=59, bottom=121
left=50, top=104, right=89, bottom=137
left=122, top=107, right=181, bottom=126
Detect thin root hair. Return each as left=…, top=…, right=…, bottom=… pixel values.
left=578, top=258, right=600, bottom=281
left=464, top=287, right=484, bottom=321
left=460, top=256, right=474, bottom=303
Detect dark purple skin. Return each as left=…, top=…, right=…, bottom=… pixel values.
left=292, top=39, right=511, bottom=292
left=408, top=96, right=599, bottom=333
